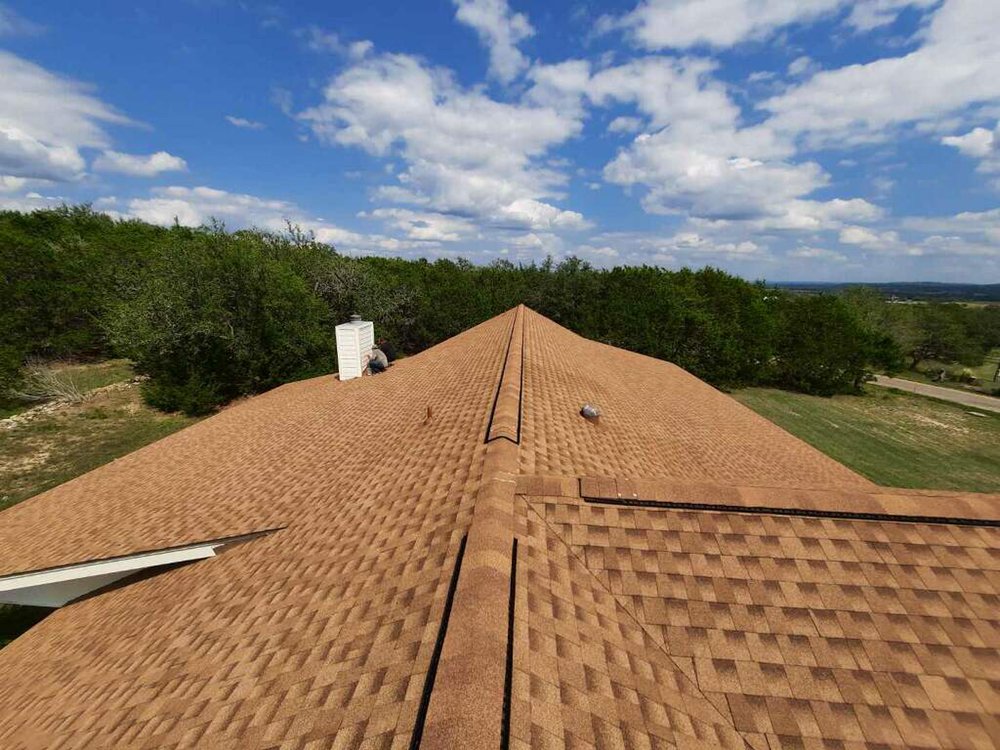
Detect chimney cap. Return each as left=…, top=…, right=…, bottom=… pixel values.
left=349, top=313, right=362, bottom=322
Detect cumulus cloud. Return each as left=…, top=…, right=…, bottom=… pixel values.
left=605, top=0, right=842, bottom=50
left=585, top=230, right=769, bottom=267
left=362, top=207, right=477, bottom=242
left=838, top=225, right=903, bottom=251
left=902, top=208, right=1000, bottom=243
left=225, top=115, right=266, bottom=130
left=0, top=190, right=65, bottom=212
left=603, top=0, right=935, bottom=50
left=764, top=0, right=1000, bottom=147
left=0, top=50, right=131, bottom=182
left=93, top=150, right=187, bottom=177
left=942, top=121, right=1000, bottom=184
left=526, top=56, right=870, bottom=229
left=298, top=52, right=586, bottom=233
left=453, top=0, right=534, bottom=83
left=0, top=126, right=85, bottom=181
left=125, top=185, right=420, bottom=254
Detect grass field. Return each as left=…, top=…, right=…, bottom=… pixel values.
left=891, top=348, right=1000, bottom=395
left=733, top=386, right=1000, bottom=492
left=0, top=364, right=197, bottom=512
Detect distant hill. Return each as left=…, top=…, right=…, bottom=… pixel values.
left=773, top=281, right=1000, bottom=302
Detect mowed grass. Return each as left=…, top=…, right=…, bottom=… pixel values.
left=892, top=348, right=1000, bottom=394
left=0, top=366, right=197, bottom=512
left=732, top=386, right=1000, bottom=492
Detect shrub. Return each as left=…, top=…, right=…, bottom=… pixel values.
left=104, top=227, right=334, bottom=415
left=141, top=376, right=221, bottom=416
left=9, top=360, right=86, bottom=403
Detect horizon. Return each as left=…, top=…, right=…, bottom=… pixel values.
left=1, top=0, right=998, bottom=282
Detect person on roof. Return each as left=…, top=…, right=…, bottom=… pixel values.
left=368, top=346, right=389, bottom=374
left=377, top=337, right=396, bottom=362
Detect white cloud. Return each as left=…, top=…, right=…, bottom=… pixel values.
left=531, top=56, right=871, bottom=229
left=605, top=0, right=840, bottom=50
left=764, top=0, right=1000, bottom=147
left=298, top=26, right=373, bottom=59
left=93, top=150, right=187, bottom=177
left=574, top=244, right=620, bottom=263
left=607, top=116, right=643, bottom=134
left=125, top=185, right=418, bottom=254
left=605, top=137, right=824, bottom=219
left=362, top=207, right=477, bottom=242
left=453, top=0, right=534, bottom=83
left=787, top=55, right=816, bottom=77
left=586, top=230, right=769, bottom=267
left=526, top=55, right=884, bottom=234
left=0, top=190, right=65, bottom=212
left=0, top=50, right=131, bottom=182
left=846, top=0, right=938, bottom=31
left=0, top=4, right=44, bottom=37
left=0, top=126, right=85, bottom=181
left=603, top=0, right=935, bottom=50
left=299, top=52, right=585, bottom=233
left=942, top=125, right=996, bottom=158
left=225, top=115, right=266, bottom=130
left=789, top=246, right=848, bottom=261
left=942, top=121, right=1000, bottom=183
left=495, top=198, right=590, bottom=230
left=839, top=225, right=902, bottom=250
left=902, top=208, right=1000, bottom=243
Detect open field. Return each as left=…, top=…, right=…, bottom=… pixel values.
left=890, top=348, right=1000, bottom=396
left=0, top=364, right=197, bottom=512
left=732, top=386, right=1000, bottom=492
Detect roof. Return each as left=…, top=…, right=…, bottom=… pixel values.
left=0, top=305, right=996, bottom=750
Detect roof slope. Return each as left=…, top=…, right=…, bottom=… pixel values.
left=0, top=306, right=997, bottom=750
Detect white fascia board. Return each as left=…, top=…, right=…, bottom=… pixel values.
left=0, top=542, right=224, bottom=608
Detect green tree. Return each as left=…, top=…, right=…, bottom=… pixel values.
left=104, top=226, right=334, bottom=414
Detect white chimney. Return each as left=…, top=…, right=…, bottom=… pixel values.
left=335, top=315, right=375, bottom=381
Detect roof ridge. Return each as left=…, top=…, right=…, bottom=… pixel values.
left=419, top=306, right=524, bottom=749
left=485, top=305, right=525, bottom=444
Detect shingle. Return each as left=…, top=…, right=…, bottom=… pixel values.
left=1, top=306, right=998, bottom=749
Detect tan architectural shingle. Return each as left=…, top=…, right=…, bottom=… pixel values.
left=0, top=305, right=996, bottom=749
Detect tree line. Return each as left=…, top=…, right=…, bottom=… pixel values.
left=2, top=206, right=996, bottom=415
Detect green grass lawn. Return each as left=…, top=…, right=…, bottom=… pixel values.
left=0, top=364, right=197, bottom=512
left=732, top=386, right=1000, bottom=492
left=891, top=348, right=1000, bottom=395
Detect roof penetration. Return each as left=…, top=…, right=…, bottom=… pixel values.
left=0, top=306, right=996, bottom=750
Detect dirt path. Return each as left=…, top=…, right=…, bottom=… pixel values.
left=873, top=375, right=1000, bottom=414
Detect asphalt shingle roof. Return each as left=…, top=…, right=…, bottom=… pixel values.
left=0, top=305, right=996, bottom=749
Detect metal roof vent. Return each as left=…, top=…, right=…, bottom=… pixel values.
left=336, top=316, right=375, bottom=381
left=580, top=404, right=601, bottom=421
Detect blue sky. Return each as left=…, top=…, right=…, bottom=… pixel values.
left=1, top=0, right=998, bottom=281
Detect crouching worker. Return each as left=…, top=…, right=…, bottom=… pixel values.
left=368, top=346, right=389, bottom=374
